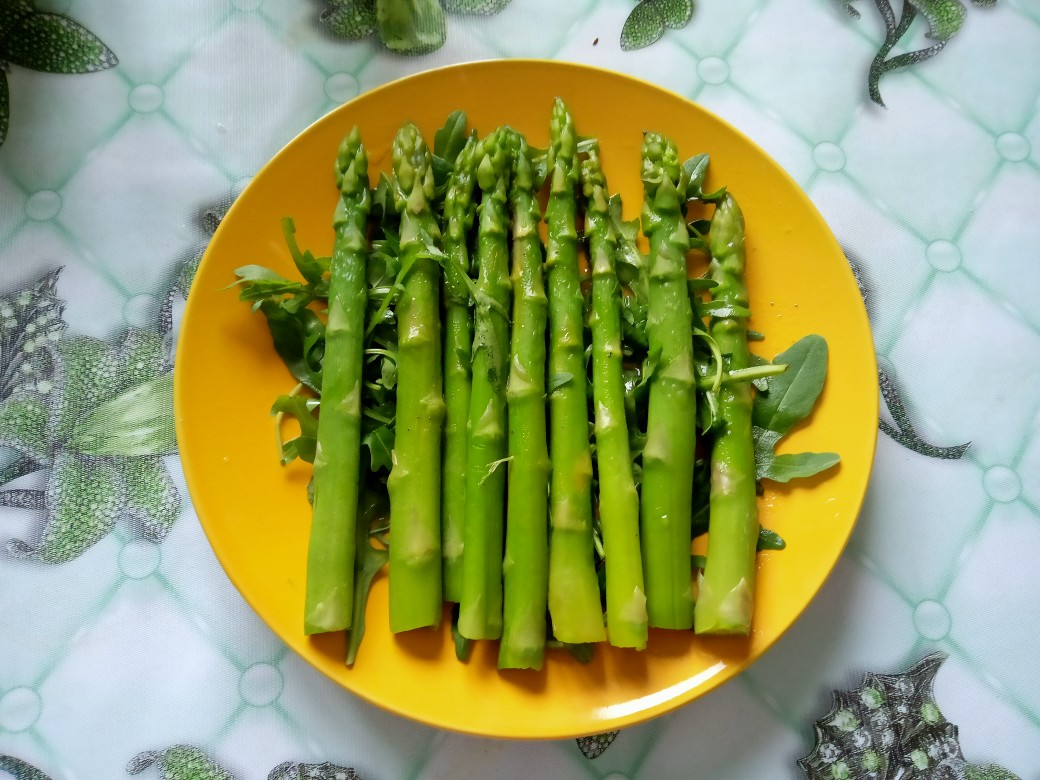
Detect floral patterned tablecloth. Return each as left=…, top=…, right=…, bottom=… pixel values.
left=2, top=1, right=1039, bottom=778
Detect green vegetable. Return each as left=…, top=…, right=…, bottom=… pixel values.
left=232, top=219, right=330, bottom=394
left=385, top=123, right=445, bottom=632
left=499, top=134, right=551, bottom=669
left=752, top=334, right=840, bottom=482
left=271, top=392, right=318, bottom=465
left=458, top=128, right=513, bottom=641
left=303, top=127, right=372, bottom=635
left=440, top=130, right=480, bottom=603
left=545, top=99, right=606, bottom=644
left=639, top=132, right=697, bottom=630
left=581, top=142, right=647, bottom=650
left=346, top=489, right=391, bottom=665
left=694, top=192, right=759, bottom=636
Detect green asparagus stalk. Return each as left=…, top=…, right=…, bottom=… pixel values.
left=386, top=123, right=445, bottom=633
left=499, top=135, right=551, bottom=669
left=545, top=100, right=606, bottom=644
left=695, top=192, right=758, bottom=635
left=639, top=132, right=697, bottom=630
left=581, top=143, right=648, bottom=650
left=441, top=133, right=480, bottom=604
left=457, top=128, right=513, bottom=641
left=303, top=127, right=371, bottom=635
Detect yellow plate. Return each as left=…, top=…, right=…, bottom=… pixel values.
left=175, top=60, right=878, bottom=739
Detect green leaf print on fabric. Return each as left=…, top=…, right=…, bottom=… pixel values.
left=442, top=0, right=512, bottom=13
left=0, top=70, right=8, bottom=147
left=846, top=251, right=970, bottom=459
left=621, top=0, right=694, bottom=51
left=799, top=652, right=1022, bottom=780
left=841, top=0, right=997, bottom=106
left=0, top=268, right=66, bottom=401
left=0, top=2, right=117, bottom=147
left=128, top=747, right=235, bottom=780
left=0, top=394, right=51, bottom=464
left=0, top=754, right=53, bottom=780
left=320, top=0, right=511, bottom=56
left=69, top=374, right=177, bottom=457
left=117, top=454, right=181, bottom=541
left=126, top=749, right=367, bottom=780
left=321, top=0, right=378, bottom=40
left=268, top=762, right=363, bottom=780
left=576, top=731, right=619, bottom=759
left=50, top=335, right=124, bottom=444
left=1, top=12, right=117, bottom=73
left=7, top=451, right=123, bottom=563
left=1, top=269, right=182, bottom=564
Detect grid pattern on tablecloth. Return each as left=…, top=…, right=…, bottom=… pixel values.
left=2, top=1, right=1039, bottom=778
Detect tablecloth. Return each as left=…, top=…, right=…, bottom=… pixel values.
left=2, top=1, right=1039, bottom=778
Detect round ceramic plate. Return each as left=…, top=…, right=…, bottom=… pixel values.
left=175, top=60, right=878, bottom=739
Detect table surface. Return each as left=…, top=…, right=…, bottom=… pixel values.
left=2, top=1, right=1039, bottom=779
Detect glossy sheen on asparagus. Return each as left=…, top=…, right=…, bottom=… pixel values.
left=440, top=132, right=480, bottom=604
left=695, top=192, right=758, bottom=635
left=386, top=123, right=445, bottom=633
left=499, top=135, right=551, bottom=669
left=639, top=132, right=697, bottom=630
left=458, top=128, right=513, bottom=641
left=304, top=127, right=371, bottom=635
left=581, top=143, right=648, bottom=650
left=545, top=100, right=606, bottom=644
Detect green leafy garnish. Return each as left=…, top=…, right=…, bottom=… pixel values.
left=752, top=335, right=840, bottom=482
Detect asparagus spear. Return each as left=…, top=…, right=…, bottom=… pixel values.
left=695, top=192, right=758, bottom=635
left=581, top=143, right=648, bottom=650
left=303, top=127, right=371, bottom=635
left=441, top=132, right=480, bottom=604
left=499, top=135, right=551, bottom=669
left=545, top=100, right=606, bottom=645
left=458, top=128, right=513, bottom=641
left=639, top=132, right=697, bottom=630
left=386, top=123, right=445, bottom=633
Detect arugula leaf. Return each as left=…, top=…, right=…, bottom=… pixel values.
left=752, top=335, right=839, bottom=482
left=681, top=153, right=726, bottom=203
left=545, top=641, right=595, bottom=664
left=548, top=372, right=573, bottom=395
left=362, top=424, right=394, bottom=472
left=346, top=488, right=390, bottom=667
left=281, top=217, right=330, bottom=288
left=607, top=194, right=647, bottom=298
left=752, top=334, right=828, bottom=435
left=755, top=433, right=841, bottom=482
left=271, top=394, right=319, bottom=465
left=434, top=111, right=468, bottom=161
left=231, top=266, right=313, bottom=306
left=258, top=300, right=325, bottom=393
left=757, top=527, right=786, bottom=551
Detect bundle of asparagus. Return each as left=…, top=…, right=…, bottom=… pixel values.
left=233, top=100, right=838, bottom=670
